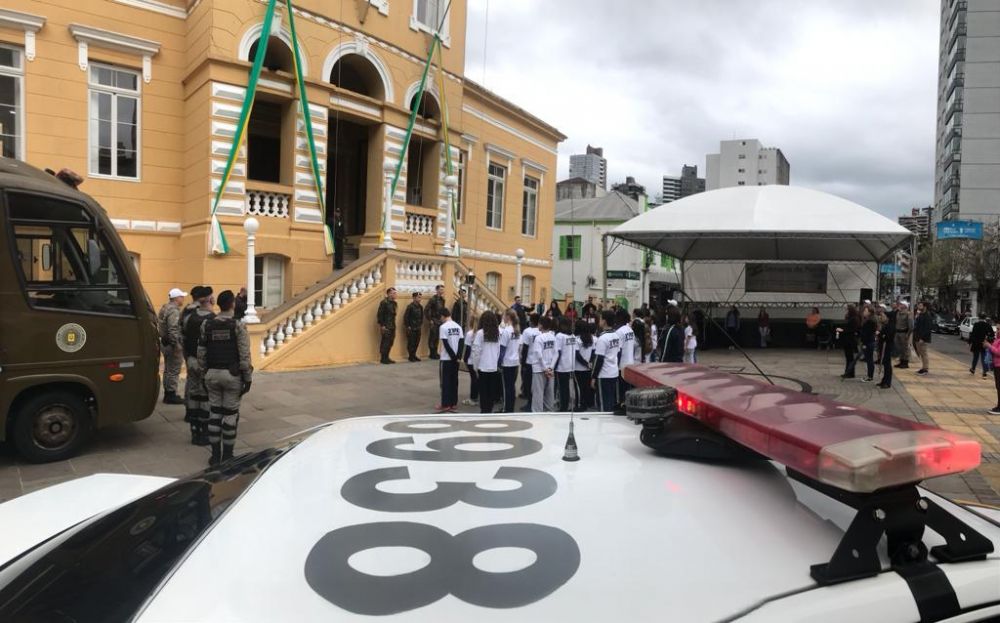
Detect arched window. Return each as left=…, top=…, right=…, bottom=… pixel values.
left=330, top=53, right=385, bottom=100
left=409, top=91, right=441, bottom=122
left=247, top=36, right=294, bottom=73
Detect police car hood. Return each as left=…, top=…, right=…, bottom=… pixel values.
left=135, top=414, right=997, bottom=622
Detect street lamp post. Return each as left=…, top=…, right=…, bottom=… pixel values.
left=243, top=217, right=260, bottom=324
left=381, top=159, right=396, bottom=249
left=465, top=271, right=476, bottom=329
left=515, top=248, right=525, bottom=299
left=443, top=174, right=458, bottom=256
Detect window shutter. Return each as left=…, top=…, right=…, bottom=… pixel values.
left=559, top=236, right=568, bottom=260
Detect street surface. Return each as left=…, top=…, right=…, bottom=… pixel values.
left=2, top=345, right=999, bottom=505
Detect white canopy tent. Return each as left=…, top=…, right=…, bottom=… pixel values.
left=609, top=186, right=914, bottom=307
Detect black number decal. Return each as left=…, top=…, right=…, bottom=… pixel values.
left=384, top=419, right=532, bottom=434
left=367, top=435, right=542, bottom=461
left=305, top=522, right=581, bottom=615
left=341, top=466, right=557, bottom=512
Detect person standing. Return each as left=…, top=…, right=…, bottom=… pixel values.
left=683, top=314, right=698, bottom=363
left=913, top=301, right=932, bottom=376
left=512, top=295, right=528, bottom=332
left=592, top=311, right=622, bottom=412
left=564, top=301, right=578, bottom=323
left=631, top=310, right=648, bottom=363
left=519, top=313, right=541, bottom=410
left=546, top=300, right=562, bottom=319
left=984, top=332, right=1000, bottom=414
left=462, top=315, right=480, bottom=406
left=725, top=306, right=741, bottom=349
left=436, top=308, right=463, bottom=413
left=574, top=321, right=596, bottom=410
left=474, top=311, right=503, bottom=414
left=530, top=316, right=558, bottom=412
left=970, top=312, right=995, bottom=378
left=234, top=287, right=248, bottom=320
left=452, top=289, right=469, bottom=330
left=659, top=307, right=685, bottom=363
left=757, top=307, right=770, bottom=348
left=158, top=287, right=188, bottom=404
left=894, top=301, right=914, bottom=368
left=615, top=309, right=636, bottom=412
left=197, top=290, right=252, bottom=466
left=376, top=287, right=398, bottom=364
left=182, top=286, right=214, bottom=446
left=500, top=309, right=521, bottom=413
left=876, top=305, right=896, bottom=389
left=404, top=292, right=424, bottom=362
left=838, top=305, right=861, bottom=379
left=554, top=317, right=577, bottom=412
left=425, top=285, right=446, bottom=359
left=858, top=307, right=877, bottom=382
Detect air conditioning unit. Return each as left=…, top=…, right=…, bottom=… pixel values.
left=586, top=275, right=597, bottom=287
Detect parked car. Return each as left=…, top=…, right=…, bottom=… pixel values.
left=960, top=316, right=975, bottom=340
left=932, top=313, right=960, bottom=335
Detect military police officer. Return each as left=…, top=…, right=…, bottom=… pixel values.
left=377, top=287, right=398, bottom=364
left=404, top=291, right=425, bottom=362
left=157, top=287, right=187, bottom=404
left=425, top=284, right=446, bottom=359
left=197, top=290, right=252, bottom=466
left=182, top=286, right=214, bottom=446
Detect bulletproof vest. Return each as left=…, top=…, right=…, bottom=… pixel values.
left=183, top=310, right=215, bottom=357
left=204, top=318, right=239, bottom=369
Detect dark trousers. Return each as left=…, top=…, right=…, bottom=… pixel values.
left=879, top=342, right=893, bottom=387
left=617, top=376, right=632, bottom=407
left=597, top=377, right=618, bottom=411
left=853, top=340, right=875, bottom=379
left=502, top=366, right=518, bottom=413
left=428, top=323, right=441, bottom=357
left=843, top=344, right=857, bottom=377
left=993, top=367, right=1000, bottom=408
left=379, top=327, right=395, bottom=360
left=440, top=360, right=459, bottom=407
left=556, top=371, right=574, bottom=412
left=971, top=347, right=990, bottom=373
left=520, top=363, right=533, bottom=406
left=468, top=367, right=479, bottom=401
left=406, top=328, right=421, bottom=359
left=478, top=370, right=501, bottom=413
left=575, top=370, right=594, bottom=410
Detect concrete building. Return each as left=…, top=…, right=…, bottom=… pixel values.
left=556, top=176, right=606, bottom=201
left=611, top=175, right=646, bottom=202
left=552, top=191, right=678, bottom=309
left=706, top=139, right=790, bottom=190
left=661, top=164, right=705, bottom=203
left=568, top=144, right=607, bottom=190
left=0, top=0, right=564, bottom=369
left=898, top=206, right=932, bottom=241
left=933, top=0, right=1000, bottom=224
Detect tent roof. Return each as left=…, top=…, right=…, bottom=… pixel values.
left=610, top=185, right=912, bottom=262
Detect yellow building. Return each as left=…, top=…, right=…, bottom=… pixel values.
left=0, top=0, right=564, bottom=368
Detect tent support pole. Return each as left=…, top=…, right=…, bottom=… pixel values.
left=680, top=259, right=686, bottom=302
left=602, top=233, right=609, bottom=302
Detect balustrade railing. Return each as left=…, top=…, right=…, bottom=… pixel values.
left=404, top=212, right=435, bottom=236
left=395, top=260, right=445, bottom=293
left=246, top=187, right=291, bottom=218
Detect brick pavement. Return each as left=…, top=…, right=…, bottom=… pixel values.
left=2, top=346, right=999, bottom=506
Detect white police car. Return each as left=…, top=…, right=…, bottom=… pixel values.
left=0, top=363, right=998, bottom=622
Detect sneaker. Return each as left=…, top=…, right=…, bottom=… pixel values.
left=461, top=398, right=475, bottom=406
left=916, top=369, right=928, bottom=375
left=433, top=404, right=448, bottom=413
left=971, top=368, right=976, bottom=375
left=989, top=408, right=1000, bottom=415
left=895, top=363, right=909, bottom=369
left=861, top=377, right=872, bottom=383
left=983, top=373, right=989, bottom=379
left=446, top=406, right=457, bottom=413
left=429, top=354, right=440, bottom=360
left=878, top=383, right=891, bottom=389
left=162, top=393, right=183, bottom=405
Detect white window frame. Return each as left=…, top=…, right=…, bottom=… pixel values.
left=521, top=175, right=538, bottom=238
left=256, top=254, right=286, bottom=309
left=87, top=63, right=141, bottom=181
left=520, top=275, right=535, bottom=304
left=455, top=149, right=466, bottom=222
left=486, top=162, right=506, bottom=231
left=410, top=0, right=452, bottom=46
left=486, top=271, right=500, bottom=295
left=0, top=43, right=24, bottom=160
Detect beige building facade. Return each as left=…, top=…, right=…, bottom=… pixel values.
left=0, top=0, right=563, bottom=368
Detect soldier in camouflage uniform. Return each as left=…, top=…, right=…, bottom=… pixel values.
left=182, top=286, right=214, bottom=446
left=157, top=287, right=187, bottom=404
left=404, top=291, right=425, bottom=362
left=377, top=287, right=398, bottom=364
left=425, top=284, right=446, bottom=359
left=197, top=290, right=252, bottom=466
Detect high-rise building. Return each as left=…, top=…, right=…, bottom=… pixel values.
left=705, top=139, right=790, bottom=190
left=661, top=164, right=705, bottom=203
left=933, top=0, right=1000, bottom=224
left=899, top=207, right=932, bottom=241
left=569, top=145, right=607, bottom=190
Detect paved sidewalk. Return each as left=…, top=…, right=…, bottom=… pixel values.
left=2, top=347, right=999, bottom=506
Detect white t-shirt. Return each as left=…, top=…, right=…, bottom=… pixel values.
left=439, top=319, right=463, bottom=361
left=685, top=325, right=697, bottom=350
left=575, top=340, right=595, bottom=372
left=521, top=326, right=541, bottom=365
left=500, top=325, right=520, bottom=368
left=531, top=331, right=558, bottom=373
left=465, top=329, right=478, bottom=367
left=594, top=330, right=621, bottom=378
left=650, top=323, right=659, bottom=350
left=556, top=333, right=578, bottom=373
left=474, top=329, right=503, bottom=373
left=616, top=324, right=635, bottom=370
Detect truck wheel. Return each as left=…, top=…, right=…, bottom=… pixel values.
left=12, top=391, right=91, bottom=463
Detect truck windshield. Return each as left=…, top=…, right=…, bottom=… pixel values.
left=7, top=191, right=134, bottom=316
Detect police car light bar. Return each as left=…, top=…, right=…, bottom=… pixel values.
left=624, top=364, right=982, bottom=493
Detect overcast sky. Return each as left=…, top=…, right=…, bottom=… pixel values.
left=463, top=0, right=940, bottom=218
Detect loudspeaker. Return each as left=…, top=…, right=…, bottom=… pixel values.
left=860, top=288, right=873, bottom=304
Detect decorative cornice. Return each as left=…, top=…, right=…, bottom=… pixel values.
left=521, top=158, right=548, bottom=173
left=485, top=143, right=516, bottom=162
left=0, top=9, right=45, bottom=61
left=465, top=106, right=559, bottom=156
left=111, top=0, right=187, bottom=19
left=69, top=24, right=161, bottom=82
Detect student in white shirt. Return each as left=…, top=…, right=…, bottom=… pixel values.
left=574, top=320, right=596, bottom=410
left=519, top=313, right=541, bottom=411
left=591, top=310, right=622, bottom=412
left=615, top=309, right=636, bottom=413
left=554, top=316, right=578, bottom=411
left=462, top=315, right=479, bottom=406
left=529, top=316, right=558, bottom=412
left=684, top=314, right=698, bottom=364
left=436, top=308, right=464, bottom=412
left=473, top=311, right=504, bottom=414
left=500, top=309, right=521, bottom=413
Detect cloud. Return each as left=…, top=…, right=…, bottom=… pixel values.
left=464, top=0, right=940, bottom=217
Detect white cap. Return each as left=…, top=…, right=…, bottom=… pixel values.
left=879, top=303, right=889, bottom=310
left=899, top=301, right=909, bottom=309
left=667, top=299, right=679, bottom=307
left=168, top=287, right=188, bottom=299
left=864, top=299, right=872, bottom=305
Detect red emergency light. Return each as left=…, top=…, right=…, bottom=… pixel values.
left=625, top=363, right=981, bottom=493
